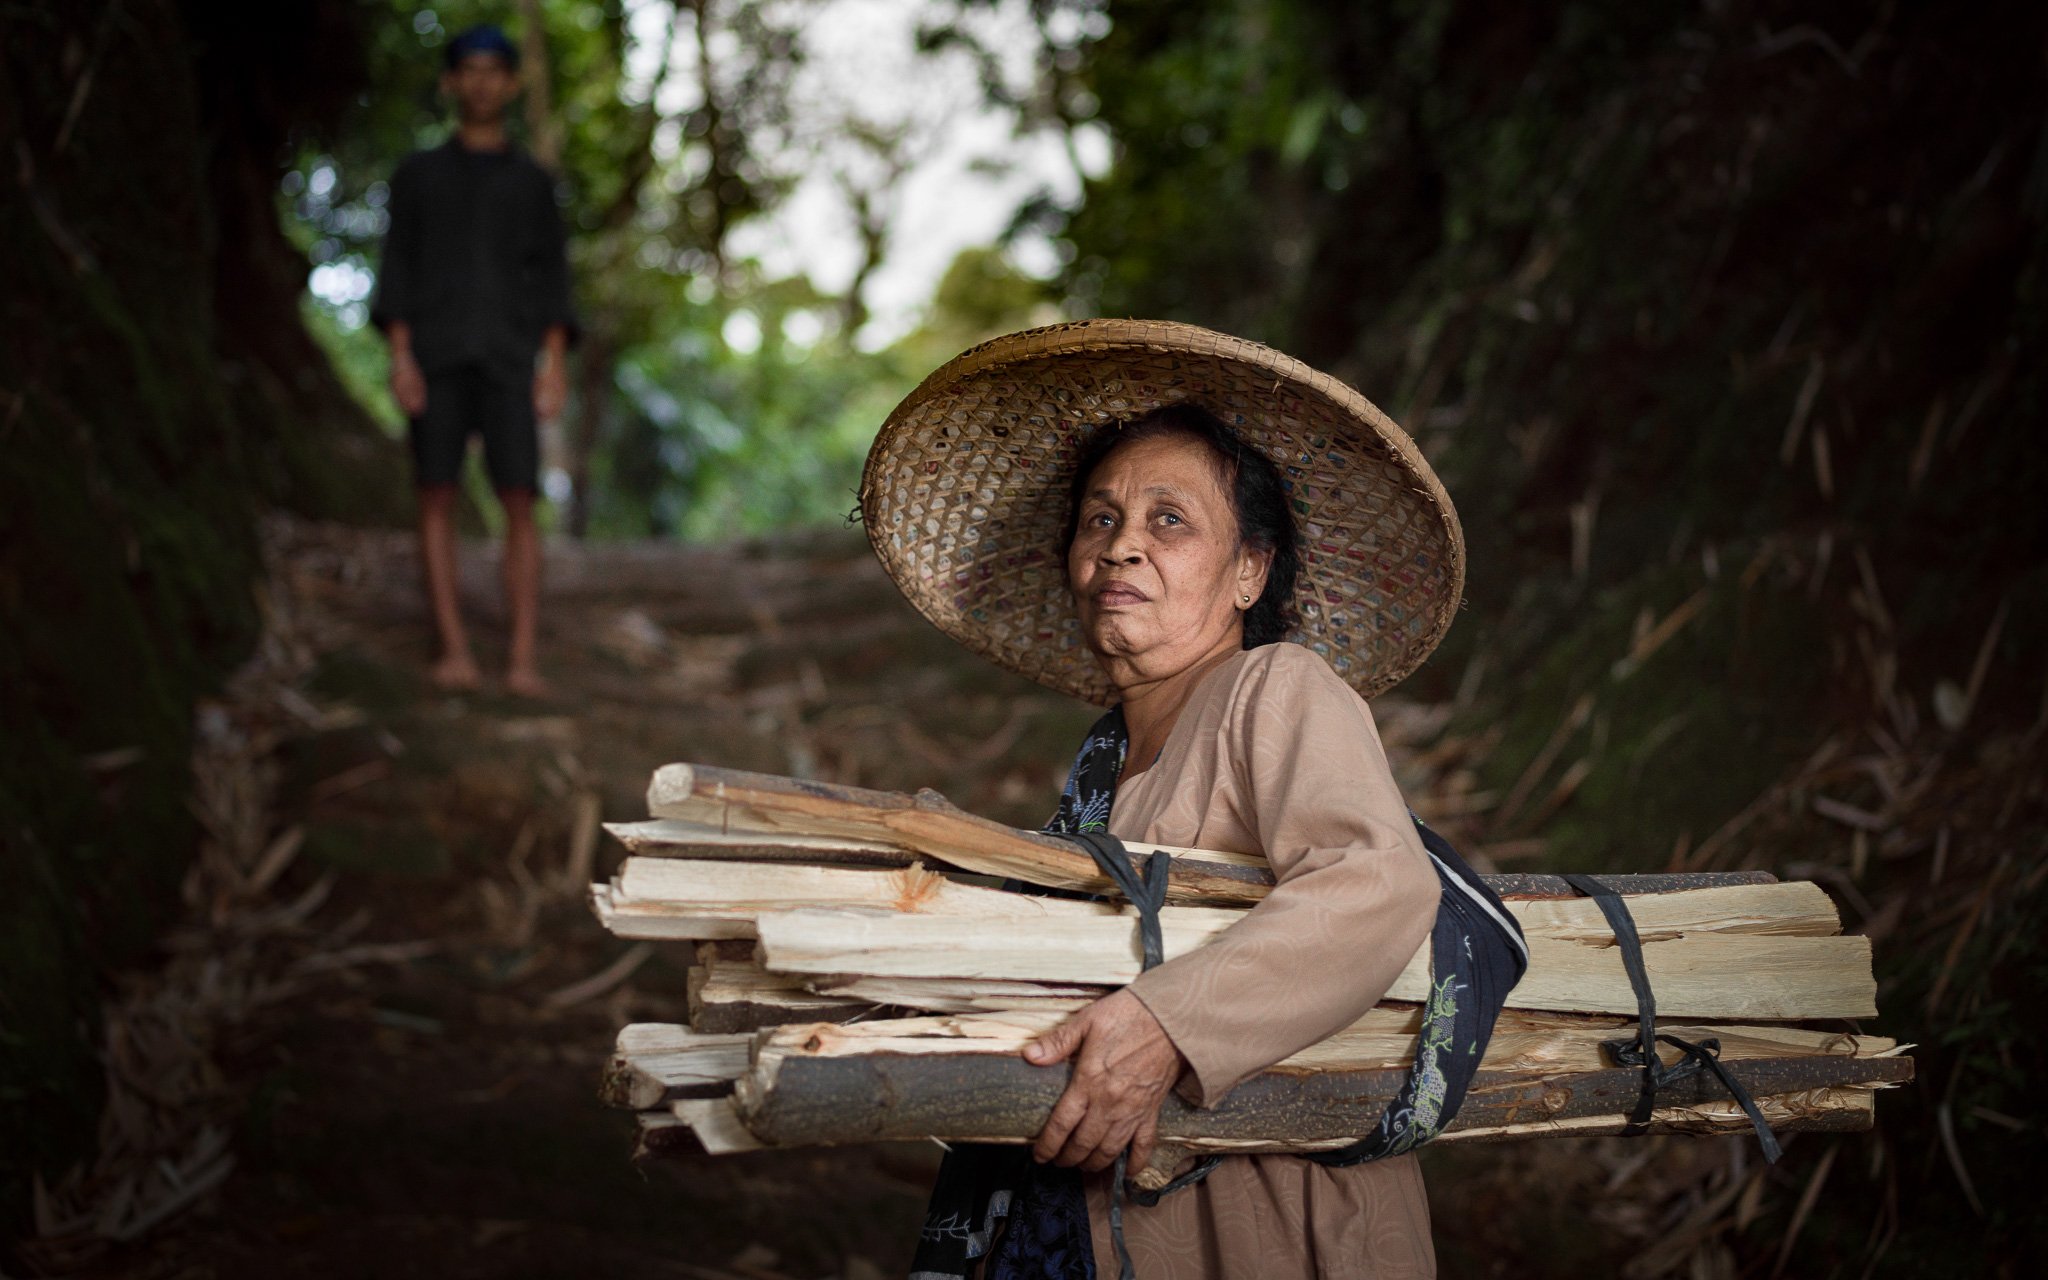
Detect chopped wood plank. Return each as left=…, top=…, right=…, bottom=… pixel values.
left=605, top=858, right=1121, bottom=941
left=688, top=959, right=874, bottom=1034
left=639, top=763, right=1791, bottom=905
left=605, top=818, right=918, bottom=867
left=602, top=861, right=1840, bottom=943
left=808, top=974, right=1104, bottom=1014
left=647, top=762, right=1273, bottom=903
left=604, top=1013, right=1895, bottom=1118
left=754, top=910, right=1877, bottom=1019
left=673, top=1097, right=764, bottom=1154
left=745, top=1012, right=1900, bottom=1078
left=601, top=1027, right=751, bottom=1109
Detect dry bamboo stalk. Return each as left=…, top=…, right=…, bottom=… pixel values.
left=754, top=910, right=1876, bottom=1020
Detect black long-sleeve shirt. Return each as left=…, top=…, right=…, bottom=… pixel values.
left=370, top=140, right=578, bottom=374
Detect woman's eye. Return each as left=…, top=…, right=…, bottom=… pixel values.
left=1157, top=512, right=1183, bottom=527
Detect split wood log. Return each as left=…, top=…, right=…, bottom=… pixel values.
left=687, top=959, right=873, bottom=1034
left=605, top=1012, right=1896, bottom=1109
left=599, top=859, right=1840, bottom=944
left=730, top=1025, right=1911, bottom=1152
left=806, top=973, right=1105, bottom=1015
left=606, top=818, right=918, bottom=868
left=749, top=1011, right=1896, bottom=1075
left=753, top=909, right=1876, bottom=1020
left=639, top=763, right=1782, bottom=905
left=649, top=1090, right=1881, bottom=1166
left=601, top=1026, right=751, bottom=1109
left=673, top=1097, right=763, bottom=1155
left=647, top=762, right=1272, bottom=903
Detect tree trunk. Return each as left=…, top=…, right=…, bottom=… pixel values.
left=566, top=327, right=615, bottom=537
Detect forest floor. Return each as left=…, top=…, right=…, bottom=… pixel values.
left=36, top=519, right=1759, bottom=1280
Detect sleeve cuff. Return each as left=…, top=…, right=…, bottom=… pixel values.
left=1126, top=982, right=1235, bottom=1110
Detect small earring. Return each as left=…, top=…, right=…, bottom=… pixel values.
left=1240, top=594, right=1252, bottom=605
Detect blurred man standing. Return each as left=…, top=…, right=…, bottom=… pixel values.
left=372, top=23, right=576, bottom=697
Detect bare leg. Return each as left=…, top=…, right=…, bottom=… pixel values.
left=418, top=484, right=481, bottom=690
left=500, top=487, right=549, bottom=698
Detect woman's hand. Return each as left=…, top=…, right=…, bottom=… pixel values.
left=1024, top=989, right=1184, bottom=1173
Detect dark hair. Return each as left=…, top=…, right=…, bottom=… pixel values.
left=1064, top=402, right=1300, bottom=646
left=446, top=24, right=521, bottom=71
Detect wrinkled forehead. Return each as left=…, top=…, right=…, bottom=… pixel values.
left=1079, top=428, right=1240, bottom=499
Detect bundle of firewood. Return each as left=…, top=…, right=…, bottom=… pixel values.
left=592, top=763, right=1909, bottom=1177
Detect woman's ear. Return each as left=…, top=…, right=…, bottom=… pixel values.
left=1238, top=546, right=1274, bottom=605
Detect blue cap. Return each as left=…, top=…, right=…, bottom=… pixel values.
left=445, top=24, right=520, bottom=71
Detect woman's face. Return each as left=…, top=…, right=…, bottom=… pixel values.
left=1067, top=434, right=1271, bottom=683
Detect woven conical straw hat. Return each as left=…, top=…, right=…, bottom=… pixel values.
left=859, top=319, right=1464, bottom=705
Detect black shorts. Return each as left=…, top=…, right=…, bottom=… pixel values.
left=410, top=364, right=539, bottom=492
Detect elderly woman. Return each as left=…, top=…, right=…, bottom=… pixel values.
left=863, top=321, right=1493, bottom=1280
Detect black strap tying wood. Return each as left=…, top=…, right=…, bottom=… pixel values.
left=1062, top=831, right=1170, bottom=971
left=1559, top=872, right=1783, bottom=1163
left=1056, top=831, right=1179, bottom=1280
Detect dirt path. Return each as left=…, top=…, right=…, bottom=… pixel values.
left=94, top=523, right=1107, bottom=1280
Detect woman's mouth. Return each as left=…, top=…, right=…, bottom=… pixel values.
left=1094, top=582, right=1149, bottom=608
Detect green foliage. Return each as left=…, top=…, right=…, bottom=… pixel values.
left=595, top=249, right=1055, bottom=539
left=290, top=0, right=1049, bottom=536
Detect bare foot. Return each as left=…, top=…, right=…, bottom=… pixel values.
left=503, top=666, right=553, bottom=700
left=431, top=652, right=483, bottom=691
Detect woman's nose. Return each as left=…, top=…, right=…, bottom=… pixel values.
left=1101, top=529, right=1145, bottom=564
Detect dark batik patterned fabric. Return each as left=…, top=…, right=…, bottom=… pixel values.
left=909, top=710, right=1123, bottom=1280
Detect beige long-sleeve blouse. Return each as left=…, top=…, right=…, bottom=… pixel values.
left=1081, top=642, right=1441, bottom=1279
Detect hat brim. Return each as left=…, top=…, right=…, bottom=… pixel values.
left=859, top=319, right=1464, bottom=705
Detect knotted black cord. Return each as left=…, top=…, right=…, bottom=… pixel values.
left=1055, top=831, right=1179, bottom=1280
left=1559, top=873, right=1783, bottom=1163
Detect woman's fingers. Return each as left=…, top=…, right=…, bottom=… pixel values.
left=1027, top=991, right=1186, bottom=1170
left=1033, top=1088, right=1089, bottom=1163
left=1056, top=1110, right=1133, bottom=1171
left=1128, top=1110, right=1160, bottom=1175
left=1023, top=1009, right=1091, bottom=1066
